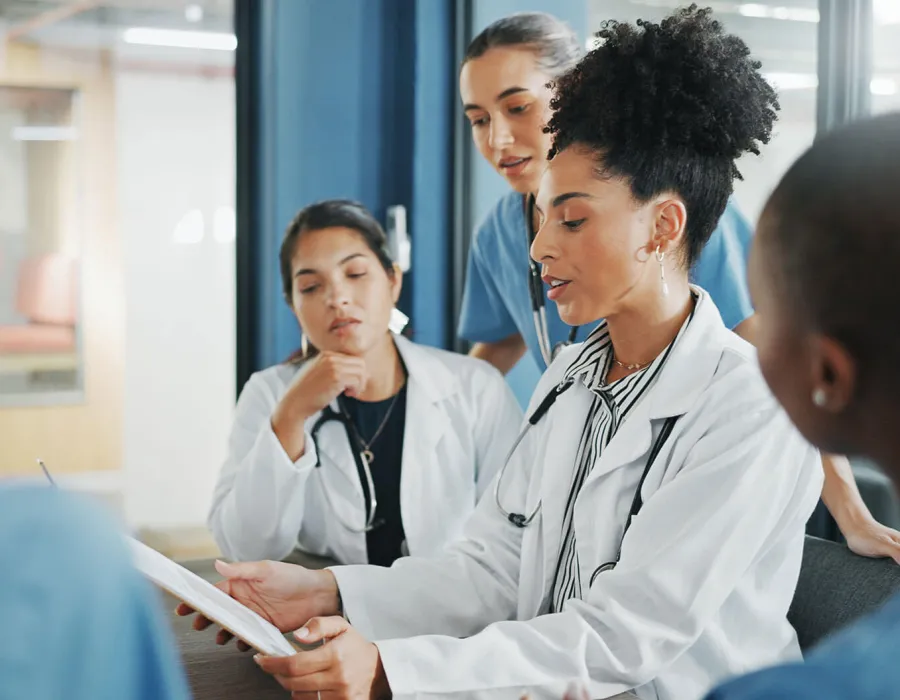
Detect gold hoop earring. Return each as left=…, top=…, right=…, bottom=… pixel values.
left=655, top=244, right=669, bottom=296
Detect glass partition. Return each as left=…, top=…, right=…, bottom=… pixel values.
left=0, top=85, right=82, bottom=405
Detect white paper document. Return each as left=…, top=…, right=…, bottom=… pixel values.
left=129, top=538, right=297, bottom=657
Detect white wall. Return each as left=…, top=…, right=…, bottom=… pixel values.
left=732, top=95, right=817, bottom=227
left=116, top=69, right=235, bottom=529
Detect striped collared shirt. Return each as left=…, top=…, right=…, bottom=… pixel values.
left=549, top=311, right=692, bottom=613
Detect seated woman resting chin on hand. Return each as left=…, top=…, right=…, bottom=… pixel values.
left=207, top=200, right=522, bottom=567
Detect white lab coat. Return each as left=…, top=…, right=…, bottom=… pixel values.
left=331, top=290, right=823, bottom=700
left=208, top=335, right=522, bottom=564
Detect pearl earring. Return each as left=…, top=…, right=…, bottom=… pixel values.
left=655, top=244, right=669, bottom=296
left=301, top=334, right=309, bottom=359
left=812, top=388, right=827, bottom=408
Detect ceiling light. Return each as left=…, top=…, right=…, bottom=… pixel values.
left=764, top=72, right=818, bottom=90
left=738, top=4, right=819, bottom=22
left=763, top=73, right=897, bottom=96
left=870, top=78, right=898, bottom=96
left=173, top=209, right=205, bottom=245
left=122, top=27, right=236, bottom=51
left=12, top=126, right=78, bottom=141
left=185, top=4, right=204, bottom=23
left=875, top=0, right=900, bottom=24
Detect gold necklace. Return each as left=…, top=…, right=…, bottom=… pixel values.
left=358, top=391, right=402, bottom=465
left=612, top=356, right=651, bottom=371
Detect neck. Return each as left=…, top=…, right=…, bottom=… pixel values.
left=357, top=333, right=405, bottom=401
left=605, top=277, right=694, bottom=374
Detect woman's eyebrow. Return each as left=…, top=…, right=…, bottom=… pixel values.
left=294, top=253, right=365, bottom=278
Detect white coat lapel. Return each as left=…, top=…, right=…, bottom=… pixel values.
left=533, top=383, right=594, bottom=609
left=395, top=335, right=450, bottom=456
left=580, top=288, right=728, bottom=491
left=393, top=336, right=454, bottom=548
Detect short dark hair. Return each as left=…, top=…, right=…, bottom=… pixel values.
left=546, top=4, right=779, bottom=266
left=279, top=199, right=394, bottom=302
left=761, top=112, right=900, bottom=391
left=464, top=12, right=583, bottom=78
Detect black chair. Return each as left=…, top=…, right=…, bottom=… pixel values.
left=788, top=535, right=900, bottom=650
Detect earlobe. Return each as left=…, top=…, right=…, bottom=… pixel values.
left=810, top=335, right=857, bottom=412
left=391, top=265, right=404, bottom=304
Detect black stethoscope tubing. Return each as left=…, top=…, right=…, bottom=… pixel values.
left=525, top=194, right=579, bottom=366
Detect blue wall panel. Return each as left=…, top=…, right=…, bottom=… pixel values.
left=410, top=0, right=455, bottom=350
left=247, top=0, right=448, bottom=375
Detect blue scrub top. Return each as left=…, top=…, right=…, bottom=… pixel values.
left=458, top=190, right=754, bottom=370
left=704, top=590, right=900, bottom=699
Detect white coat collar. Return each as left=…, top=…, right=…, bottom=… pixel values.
left=392, top=334, right=458, bottom=404
left=645, top=287, right=733, bottom=420
left=534, top=287, right=741, bottom=604
left=580, top=286, right=735, bottom=481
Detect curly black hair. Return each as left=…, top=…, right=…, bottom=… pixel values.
left=545, top=5, right=779, bottom=266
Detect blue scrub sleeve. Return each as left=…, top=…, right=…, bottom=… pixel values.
left=691, top=202, right=754, bottom=330
left=457, top=227, right=520, bottom=343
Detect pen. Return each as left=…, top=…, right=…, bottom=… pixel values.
left=36, top=459, right=57, bottom=487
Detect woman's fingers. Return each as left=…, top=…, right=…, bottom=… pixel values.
left=174, top=602, right=195, bottom=617
left=294, top=616, right=349, bottom=644
left=193, top=614, right=215, bottom=631
left=273, top=670, right=332, bottom=693
left=214, top=558, right=273, bottom=582
left=255, top=648, right=332, bottom=681
left=216, top=628, right=235, bottom=646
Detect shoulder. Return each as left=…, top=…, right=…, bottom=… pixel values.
left=0, top=485, right=132, bottom=578
left=409, top=342, right=508, bottom=391
left=471, top=191, right=524, bottom=249
left=707, top=331, right=772, bottom=409
left=719, top=199, right=753, bottom=237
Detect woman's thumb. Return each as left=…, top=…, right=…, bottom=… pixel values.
left=215, top=558, right=268, bottom=580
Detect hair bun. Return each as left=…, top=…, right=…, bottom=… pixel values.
left=547, top=4, right=779, bottom=174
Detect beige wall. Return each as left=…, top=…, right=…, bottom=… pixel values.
left=0, top=42, right=123, bottom=476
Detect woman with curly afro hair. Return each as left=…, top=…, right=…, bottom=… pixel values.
left=460, top=9, right=900, bottom=563
left=185, top=8, right=822, bottom=700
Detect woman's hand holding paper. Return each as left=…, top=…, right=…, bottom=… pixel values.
left=254, top=616, right=390, bottom=699
left=175, top=559, right=341, bottom=650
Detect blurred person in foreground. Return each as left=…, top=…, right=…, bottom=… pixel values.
left=700, top=111, right=900, bottom=700
left=0, top=484, right=190, bottom=700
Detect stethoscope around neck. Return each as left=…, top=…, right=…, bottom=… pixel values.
left=309, top=399, right=384, bottom=534
left=494, top=376, right=679, bottom=572
left=526, top=194, right=579, bottom=368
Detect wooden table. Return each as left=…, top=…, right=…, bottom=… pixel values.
left=167, top=557, right=636, bottom=700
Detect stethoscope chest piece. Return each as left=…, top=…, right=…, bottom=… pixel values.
left=508, top=512, right=529, bottom=528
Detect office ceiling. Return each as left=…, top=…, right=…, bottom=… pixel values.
left=589, top=0, right=900, bottom=85
left=0, top=0, right=233, bottom=37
